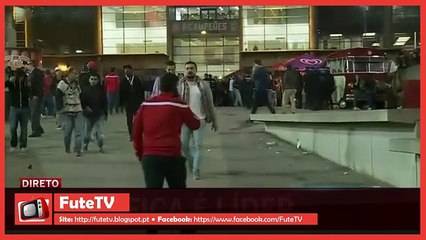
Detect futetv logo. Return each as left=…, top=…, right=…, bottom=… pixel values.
left=59, top=196, right=114, bottom=210
left=18, top=198, right=50, bottom=222
left=14, top=193, right=53, bottom=225
left=54, top=193, right=130, bottom=212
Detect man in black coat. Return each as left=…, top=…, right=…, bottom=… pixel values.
left=26, top=61, right=44, bottom=137
left=120, top=65, right=144, bottom=141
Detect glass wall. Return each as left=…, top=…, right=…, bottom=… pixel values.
left=169, top=6, right=240, bottom=77
left=102, top=6, right=167, bottom=54
left=169, top=6, right=240, bottom=21
left=173, top=35, right=239, bottom=77
left=317, top=6, right=420, bottom=49
left=242, top=6, right=309, bottom=51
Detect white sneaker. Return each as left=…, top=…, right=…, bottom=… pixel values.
left=192, top=169, right=200, bottom=180
left=367, top=107, right=373, bottom=111
left=353, top=107, right=360, bottom=110
left=20, top=148, right=27, bottom=153
left=9, top=147, right=16, bottom=153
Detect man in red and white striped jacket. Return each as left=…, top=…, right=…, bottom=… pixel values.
left=132, top=73, right=200, bottom=188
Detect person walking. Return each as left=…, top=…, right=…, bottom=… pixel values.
left=178, top=61, right=217, bottom=180
left=81, top=74, right=108, bottom=153
left=251, top=59, right=276, bottom=114
left=120, top=65, right=144, bottom=141
left=6, top=68, right=31, bottom=153
left=26, top=61, right=45, bottom=137
left=56, top=67, right=84, bottom=157
left=133, top=73, right=200, bottom=188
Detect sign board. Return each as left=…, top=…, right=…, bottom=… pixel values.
left=171, top=20, right=240, bottom=35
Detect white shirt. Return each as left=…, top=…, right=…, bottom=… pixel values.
left=188, top=82, right=206, bottom=120
left=229, top=78, right=235, bottom=91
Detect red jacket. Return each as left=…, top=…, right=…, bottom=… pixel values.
left=104, top=73, right=120, bottom=93
left=132, top=92, right=200, bottom=158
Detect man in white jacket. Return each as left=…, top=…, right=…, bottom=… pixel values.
left=177, top=61, right=217, bottom=180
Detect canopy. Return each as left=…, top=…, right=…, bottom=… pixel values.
left=272, top=54, right=326, bottom=71
left=290, top=54, right=326, bottom=70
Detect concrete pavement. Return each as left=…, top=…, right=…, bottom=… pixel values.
left=5, top=107, right=391, bottom=188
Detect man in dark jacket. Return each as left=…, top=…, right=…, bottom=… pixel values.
left=120, top=65, right=144, bottom=141
left=133, top=73, right=200, bottom=188
left=26, top=61, right=44, bottom=137
left=282, top=65, right=300, bottom=114
left=80, top=73, right=108, bottom=153
left=251, top=59, right=276, bottom=114
left=6, top=68, right=31, bottom=152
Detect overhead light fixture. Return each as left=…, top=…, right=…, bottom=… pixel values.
left=372, top=43, right=380, bottom=47
left=396, top=37, right=410, bottom=42
left=393, top=42, right=405, bottom=46
left=393, top=36, right=411, bottom=46
left=75, top=50, right=83, bottom=53
left=363, top=32, right=376, bottom=37
left=330, top=34, right=343, bottom=37
left=201, top=30, right=207, bottom=35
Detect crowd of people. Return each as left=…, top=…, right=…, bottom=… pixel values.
left=5, top=59, right=219, bottom=184
left=5, top=51, right=415, bottom=188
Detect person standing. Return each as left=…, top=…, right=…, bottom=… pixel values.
left=133, top=73, right=200, bottom=188
left=81, top=74, right=108, bottom=153
left=26, top=61, right=44, bottom=137
left=151, top=60, right=176, bottom=97
left=56, top=67, right=84, bottom=157
left=104, top=67, right=120, bottom=115
left=42, top=70, right=54, bottom=117
left=120, top=65, right=144, bottom=141
left=281, top=65, right=300, bottom=114
left=251, top=60, right=276, bottom=114
left=53, top=67, right=65, bottom=130
left=5, top=66, right=13, bottom=122
left=6, top=68, right=31, bottom=153
left=178, top=61, right=217, bottom=180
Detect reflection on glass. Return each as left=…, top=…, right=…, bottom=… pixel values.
left=173, top=35, right=240, bottom=76
left=102, top=6, right=167, bottom=54
left=242, top=6, right=309, bottom=51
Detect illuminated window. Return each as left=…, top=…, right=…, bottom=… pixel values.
left=102, top=6, right=167, bottom=54
left=242, top=6, right=309, bottom=51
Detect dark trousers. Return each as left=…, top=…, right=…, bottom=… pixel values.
left=141, top=156, right=187, bottom=188
left=126, top=107, right=137, bottom=139
left=30, top=97, right=44, bottom=135
left=107, top=92, right=119, bottom=114
left=251, top=90, right=275, bottom=114
left=9, top=107, right=30, bottom=148
left=43, top=96, right=55, bottom=116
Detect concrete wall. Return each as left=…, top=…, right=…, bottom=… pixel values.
left=264, top=122, right=419, bottom=187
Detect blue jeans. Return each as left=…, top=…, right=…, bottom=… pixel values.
left=83, top=117, right=105, bottom=148
left=233, top=89, right=243, bottom=106
left=61, top=112, right=84, bottom=152
left=43, top=96, right=54, bottom=116
left=107, top=91, right=119, bottom=114
left=9, top=107, right=30, bottom=148
left=181, top=119, right=206, bottom=171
